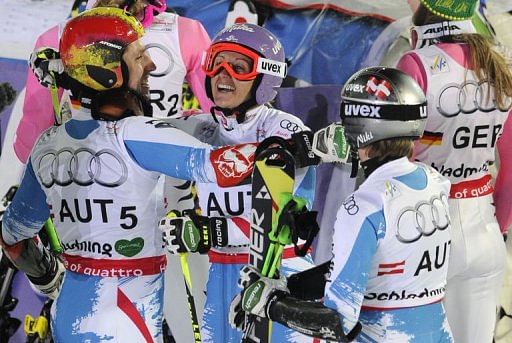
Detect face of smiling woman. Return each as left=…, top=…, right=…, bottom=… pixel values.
left=210, top=51, right=256, bottom=109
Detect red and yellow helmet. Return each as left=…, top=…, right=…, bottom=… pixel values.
left=59, top=7, right=144, bottom=92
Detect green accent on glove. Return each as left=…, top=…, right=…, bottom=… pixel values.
left=242, top=281, right=265, bottom=312
left=182, top=220, right=200, bottom=252
left=333, top=125, right=349, bottom=161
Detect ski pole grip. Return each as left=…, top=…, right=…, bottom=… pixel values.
left=44, top=218, right=62, bottom=254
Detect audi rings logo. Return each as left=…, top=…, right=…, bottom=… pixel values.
left=396, top=193, right=450, bottom=244
left=343, top=195, right=359, bottom=215
left=145, top=43, right=175, bottom=77
left=279, top=120, right=300, bottom=133
left=37, top=148, right=128, bottom=188
left=436, top=80, right=512, bottom=117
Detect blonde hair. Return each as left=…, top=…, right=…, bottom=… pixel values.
left=366, top=138, right=414, bottom=161
left=413, top=4, right=512, bottom=109
left=93, top=0, right=146, bottom=16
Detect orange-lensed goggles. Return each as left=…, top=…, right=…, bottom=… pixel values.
left=202, top=42, right=287, bottom=81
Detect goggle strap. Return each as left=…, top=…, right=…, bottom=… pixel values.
left=256, top=58, right=287, bottom=78
left=201, top=51, right=207, bottom=68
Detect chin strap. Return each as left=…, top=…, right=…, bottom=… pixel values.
left=410, top=20, right=476, bottom=49
left=210, top=98, right=257, bottom=128
left=349, top=149, right=360, bottom=178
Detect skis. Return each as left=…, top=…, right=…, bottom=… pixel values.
left=243, top=146, right=296, bottom=343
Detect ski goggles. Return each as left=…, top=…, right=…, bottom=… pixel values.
left=202, top=42, right=287, bottom=81
left=123, top=0, right=166, bottom=28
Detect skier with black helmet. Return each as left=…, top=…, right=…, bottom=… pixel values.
left=158, top=23, right=317, bottom=342
left=228, top=67, right=455, bottom=343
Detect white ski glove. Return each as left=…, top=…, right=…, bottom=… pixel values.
left=159, top=210, right=228, bottom=254
left=29, top=47, right=64, bottom=88
left=312, top=122, right=350, bottom=163
left=229, top=266, right=289, bottom=330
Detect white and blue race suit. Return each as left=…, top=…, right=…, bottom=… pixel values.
left=167, top=105, right=317, bottom=343
left=324, top=157, right=454, bottom=343
left=1, top=108, right=256, bottom=343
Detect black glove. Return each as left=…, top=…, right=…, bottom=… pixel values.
left=289, top=131, right=321, bottom=167
left=159, top=210, right=228, bottom=254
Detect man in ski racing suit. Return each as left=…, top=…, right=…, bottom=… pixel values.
left=158, top=23, right=317, bottom=343
left=15, top=0, right=212, bottom=164
left=228, top=67, right=454, bottom=343
left=0, top=9, right=264, bottom=342
left=18, top=0, right=213, bottom=215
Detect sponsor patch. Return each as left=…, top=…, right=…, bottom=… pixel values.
left=342, top=194, right=359, bottom=215
left=344, top=104, right=381, bottom=118
left=115, top=237, right=144, bottom=257
left=211, top=143, right=257, bottom=187
left=429, top=54, right=449, bottom=74
left=256, top=58, right=287, bottom=78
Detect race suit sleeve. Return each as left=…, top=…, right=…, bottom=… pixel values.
left=13, top=25, right=63, bottom=164
left=495, top=112, right=512, bottom=233
left=2, top=161, right=50, bottom=245
left=122, top=117, right=256, bottom=187
left=323, top=192, right=383, bottom=335
left=178, top=16, right=214, bottom=113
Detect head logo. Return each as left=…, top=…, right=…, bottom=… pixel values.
left=357, top=132, right=374, bottom=146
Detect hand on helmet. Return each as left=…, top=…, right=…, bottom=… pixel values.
left=229, top=266, right=289, bottom=330
left=29, top=47, right=64, bottom=88
left=312, top=123, right=350, bottom=164
left=159, top=210, right=228, bottom=254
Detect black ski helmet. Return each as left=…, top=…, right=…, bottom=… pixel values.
left=340, top=67, right=428, bottom=149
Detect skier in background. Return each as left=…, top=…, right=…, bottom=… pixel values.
left=396, top=0, right=512, bottom=341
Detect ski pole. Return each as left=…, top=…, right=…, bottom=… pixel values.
left=179, top=252, right=202, bottom=343
left=44, top=218, right=62, bottom=255
left=166, top=211, right=202, bottom=343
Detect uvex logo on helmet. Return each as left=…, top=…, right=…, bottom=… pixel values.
left=257, top=58, right=287, bottom=78
left=344, top=104, right=381, bottom=118
left=345, top=83, right=365, bottom=93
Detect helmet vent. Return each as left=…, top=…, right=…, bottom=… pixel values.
left=86, top=65, right=118, bottom=89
